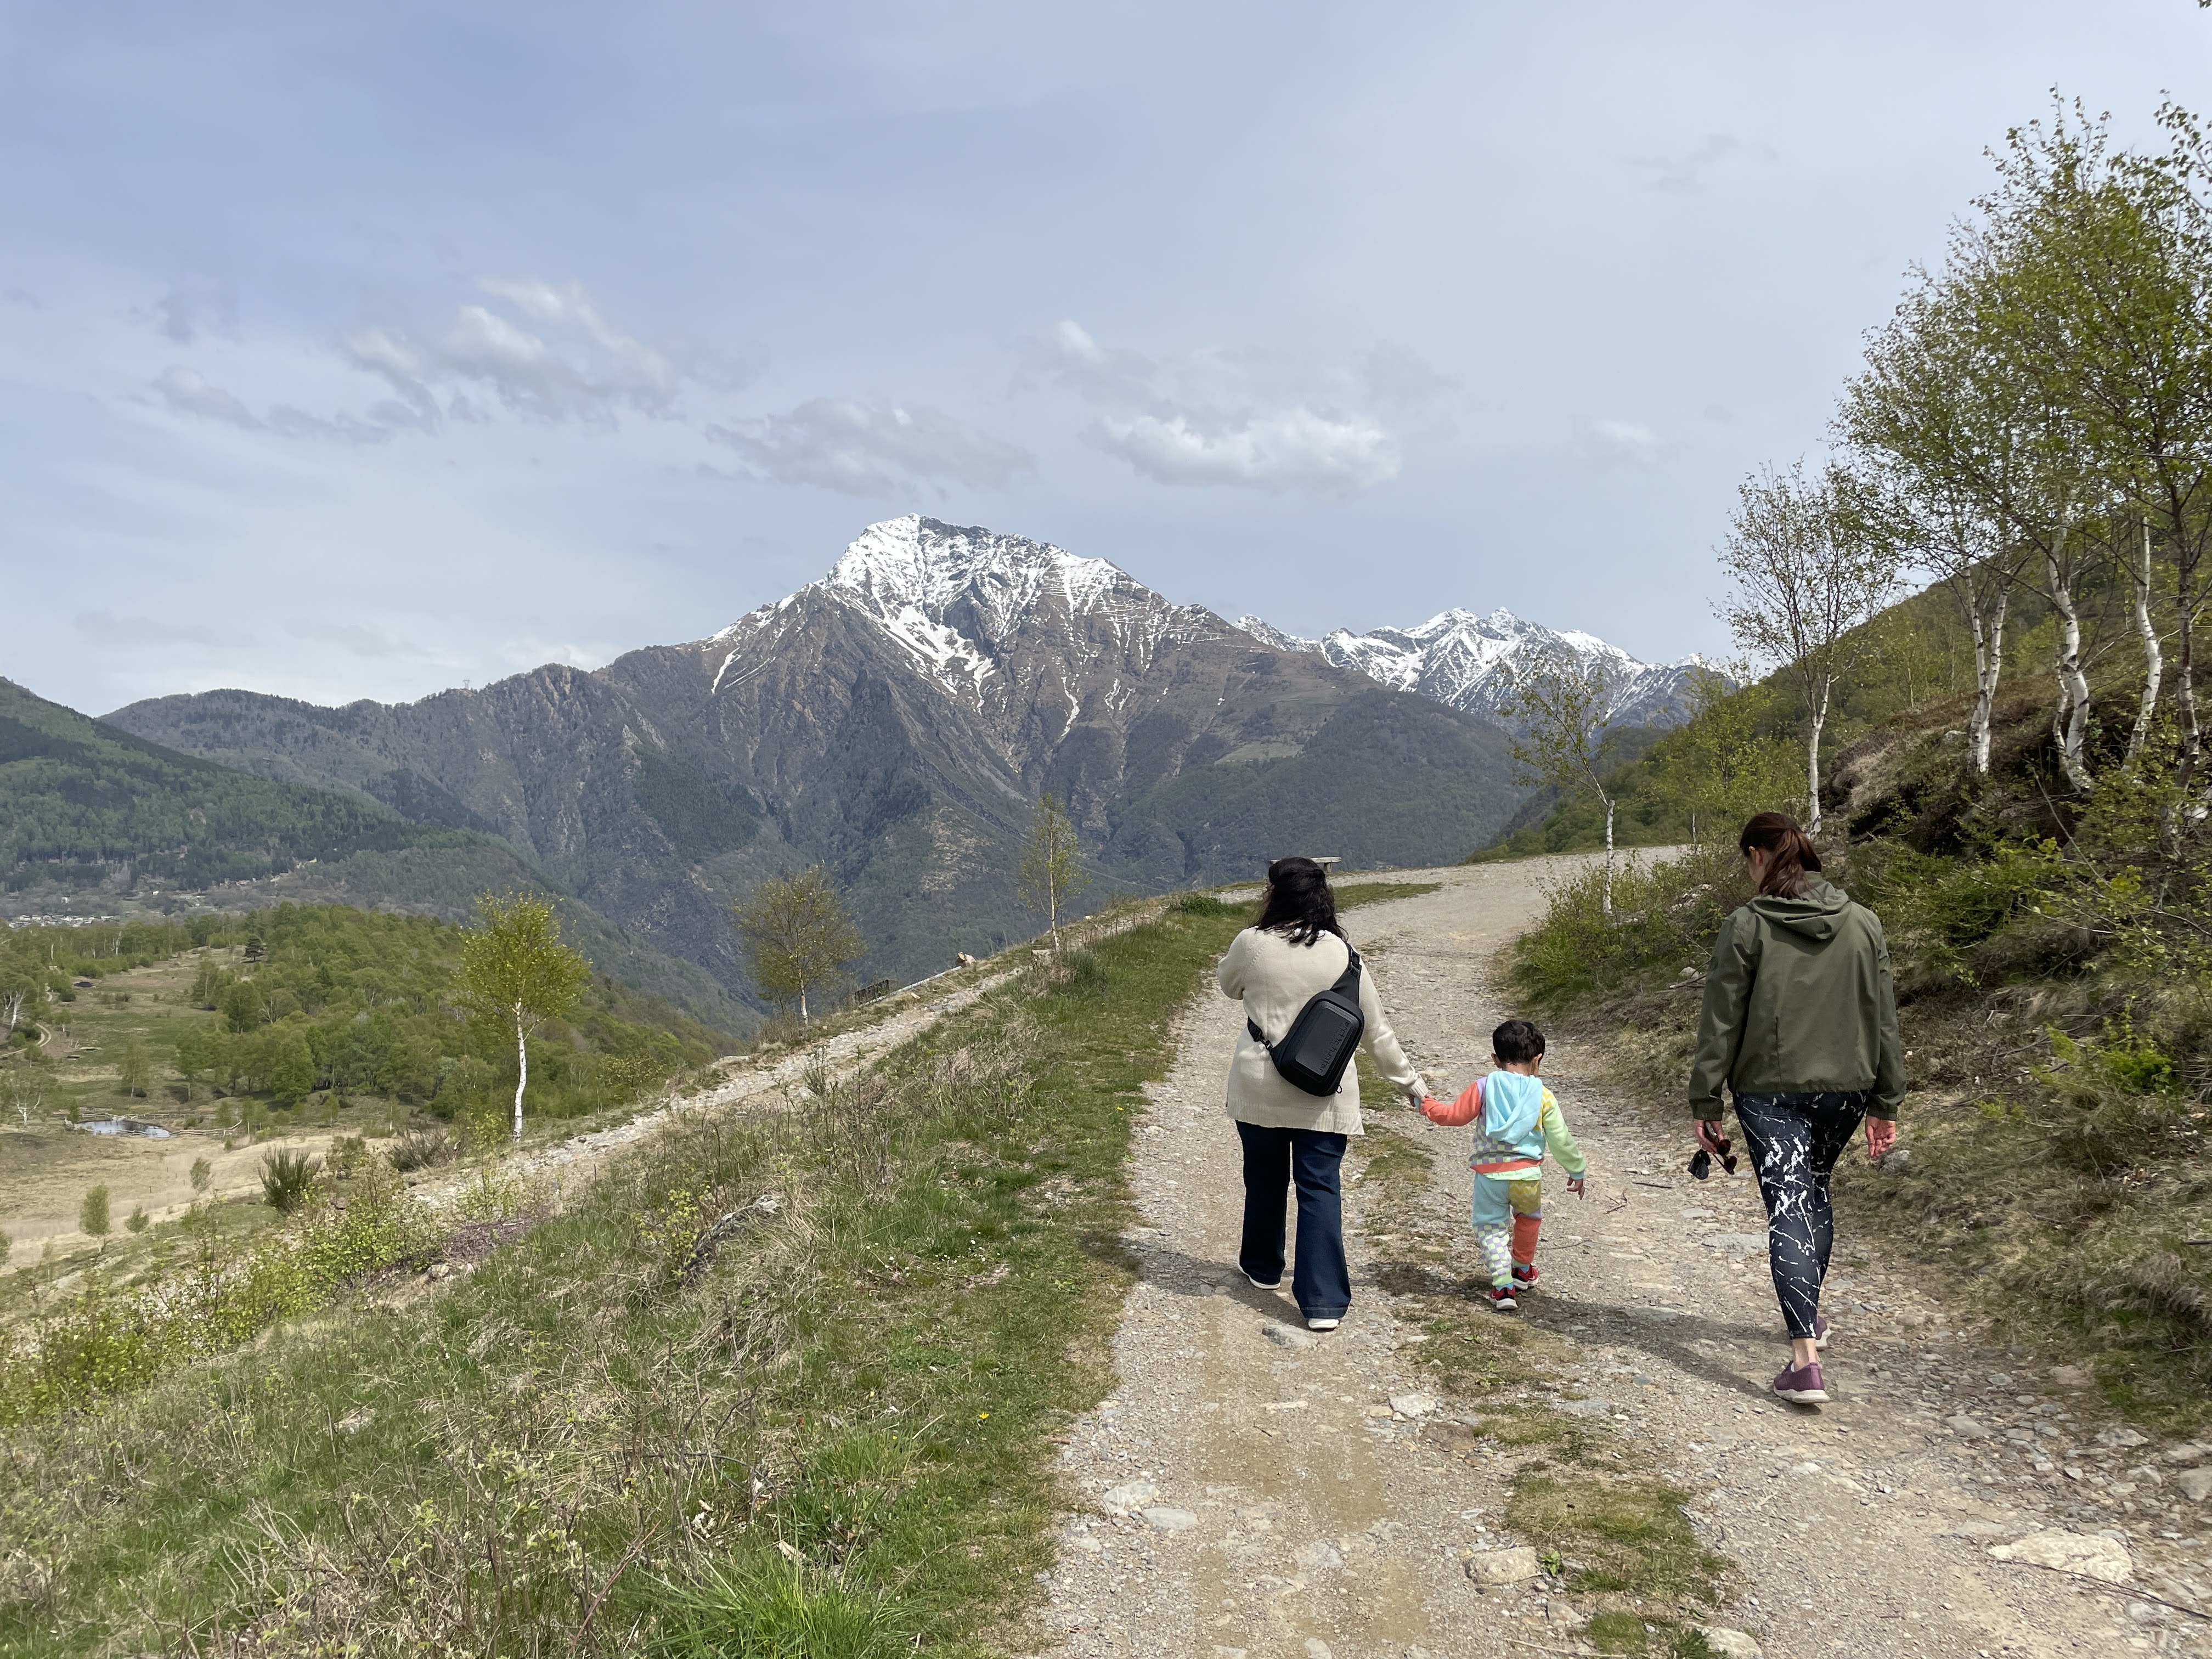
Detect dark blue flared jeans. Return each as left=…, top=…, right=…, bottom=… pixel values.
left=1235, top=1121, right=1351, bottom=1322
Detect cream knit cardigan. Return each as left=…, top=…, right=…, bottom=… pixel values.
left=1216, top=926, right=1424, bottom=1135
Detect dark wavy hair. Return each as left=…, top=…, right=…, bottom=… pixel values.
left=1739, top=811, right=1822, bottom=898
left=1254, top=856, right=1343, bottom=946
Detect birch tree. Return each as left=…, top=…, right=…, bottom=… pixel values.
left=2010, top=102, right=2212, bottom=810
left=1500, top=651, right=1621, bottom=913
left=1716, top=462, right=1904, bottom=834
left=1015, top=791, right=1086, bottom=954
left=1842, top=270, right=2032, bottom=775
left=733, top=867, right=865, bottom=1024
left=455, top=893, right=590, bottom=1141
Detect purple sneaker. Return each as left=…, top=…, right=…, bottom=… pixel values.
left=1773, top=1359, right=1829, bottom=1404
left=1814, top=1313, right=1831, bottom=1351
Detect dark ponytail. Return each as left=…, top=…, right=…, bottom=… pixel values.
left=1254, top=856, right=1344, bottom=946
left=1739, top=812, right=1822, bottom=898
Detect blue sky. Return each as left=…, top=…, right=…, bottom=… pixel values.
left=5, top=2, right=2209, bottom=713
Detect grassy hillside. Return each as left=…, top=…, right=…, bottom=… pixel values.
left=0, top=883, right=1432, bottom=1655
left=1504, top=619, right=2212, bottom=1425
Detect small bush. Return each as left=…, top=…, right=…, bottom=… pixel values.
left=260, top=1150, right=321, bottom=1214
left=125, top=1207, right=149, bottom=1235
left=387, top=1127, right=452, bottom=1172
left=80, top=1185, right=111, bottom=1239
left=324, top=1134, right=373, bottom=1179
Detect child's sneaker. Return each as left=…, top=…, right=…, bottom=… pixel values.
left=1487, top=1284, right=1519, bottom=1313
left=1772, top=1359, right=1829, bottom=1404
left=1511, top=1262, right=1539, bottom=1294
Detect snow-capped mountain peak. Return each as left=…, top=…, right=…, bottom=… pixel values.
left=822, top=514, right=1131, bottom=624
left=1237, top=607, right=1705, bottom=729
left=712, top=516, right=1229, bottom=708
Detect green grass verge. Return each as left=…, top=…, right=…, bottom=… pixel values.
left=0, top=898, right=1250, bottom=1656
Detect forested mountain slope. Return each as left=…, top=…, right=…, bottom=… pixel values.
left=0, top=678, right=749, bottom=1032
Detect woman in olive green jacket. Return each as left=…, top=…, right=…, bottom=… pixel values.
left=1690, top=813, right=1903, bottom=1406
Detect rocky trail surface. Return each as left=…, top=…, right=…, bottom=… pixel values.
left=1028, top=862, right=2212, bottom=1659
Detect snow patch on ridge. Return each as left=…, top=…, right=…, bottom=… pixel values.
left=1238, top=608, right=1705, bottom=729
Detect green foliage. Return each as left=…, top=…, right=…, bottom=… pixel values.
left=0, top=677, right=485, bottom=895
left=1, top=1159, right=431, bottom=1424
left=261, top=1150, right=321, bottom=1214
left=631, top=747, right=761, bottom=862
left=734, top=867, right=866, bottom=1023
left=1016, top=790, right=1087, bottom=949
left=0, top=895, right=1249, bottom=1654
left=115, top=1037, right=152, bottom=1098
left=123, top=1207, right=148, bottom=1235
left=387, top=1127, right=451, bottom=1172
left=648, top=1555, right=913, bottom=1658
left=1169, top=890, right=1243, bottom=917
left=189, top=1155, right=212, bottom=1194
left=78, top=1185, right=110, bottom=1239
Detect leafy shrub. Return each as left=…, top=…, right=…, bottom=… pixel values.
left=324, top=1133, right=373, bottom=1178
left=388, top=1127, right=452, bottom=1172
left=0, top=1158, right=431, bottom=1423
left=79, top=1185, right=110, bottom=1238
left=261, top=1150, right=321, bottom=1214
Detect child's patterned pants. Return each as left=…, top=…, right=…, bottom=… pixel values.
left=1733, top=1090, right=1871, bottom=1339
left=1471, top=1175, right=1543, bottom=1287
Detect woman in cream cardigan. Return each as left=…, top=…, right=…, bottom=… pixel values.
left=1217, top=857, right=1426, bottom=1331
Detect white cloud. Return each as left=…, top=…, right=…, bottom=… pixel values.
left=707, top=399, right=1032, bottom=495
left=1027, top=318, right=1156, bottom=403
left=1098, top=408, right=1403, bottom=494
left=343, top=276, right=731, bottom=427
left=1040, top=321, right=1451, bottom=498
left=153, top=285, right=238, bottom=344
left=153, top=365, right=260, bottom=429
left=152, top=365, right=392, bottom=444
left=1574, top=417, right=1668, bottom=467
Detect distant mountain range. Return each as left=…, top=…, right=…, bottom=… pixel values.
left=1237, top=609, right=1706, bottom=729
left=80, top=515, right=1699, bottom=1011
left=0, top=676, right=747, bottom=1028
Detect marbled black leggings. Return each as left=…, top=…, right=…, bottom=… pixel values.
left=1733, top=1091, right=1871, bottom=1340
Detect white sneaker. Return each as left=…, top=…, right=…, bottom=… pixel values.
left=1243, top=1268, right=1282, bottom=1290
left=1306, top=1317, right=1340, bottom=1332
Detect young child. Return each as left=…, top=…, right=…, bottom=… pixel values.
left=1421, top=1017, right=1588, bottom=1311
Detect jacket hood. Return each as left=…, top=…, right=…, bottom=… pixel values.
left=1747, top=876, right=1850, bottom=941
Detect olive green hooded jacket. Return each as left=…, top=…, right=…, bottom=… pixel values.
left=1687, top=877, right=1906, bottom=1121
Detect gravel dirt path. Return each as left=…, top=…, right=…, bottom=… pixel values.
left=1029, top=860, right=2212, bottom=1659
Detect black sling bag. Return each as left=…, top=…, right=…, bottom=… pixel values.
left=1248, top=943, right=1366, bottom=1097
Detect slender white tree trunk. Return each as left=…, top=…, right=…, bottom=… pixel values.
left=2130, top=519, right=2163, bottom=765
left=798, top=980, right=809, bottom=1024
left=511, top=1005, right=527, bottom=1141
left=1960, top=578, right=2008, bottom=777
left=1806, top=680, right=1831, bottom=836
left=2046, top=544, right=2094, bottom=793
left=1600, top=794, right=1616, bottom=917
